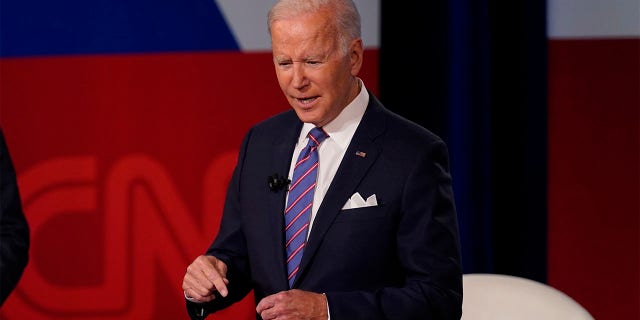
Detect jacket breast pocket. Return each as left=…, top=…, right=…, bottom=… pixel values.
left=334, top=205, right=389, bottom=223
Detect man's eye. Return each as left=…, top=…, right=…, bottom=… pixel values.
left=306, top=61, right=321, bottom=65
left=278, top=61, right=292, bottom=67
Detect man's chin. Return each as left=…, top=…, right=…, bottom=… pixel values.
left=293, top=110, right=321, bottom=126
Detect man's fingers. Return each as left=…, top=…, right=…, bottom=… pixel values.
left=256, top=290, right=328, bottom=319
left=202, top=267, right=229, bottom=297
left=183, top=275, right=212, bottom=298
left=182, top=255, right=229, bottom=299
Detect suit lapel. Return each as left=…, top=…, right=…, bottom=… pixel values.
left=295, top=96, right=387, bottom=285
left=267, top=117, right=302, bottom=286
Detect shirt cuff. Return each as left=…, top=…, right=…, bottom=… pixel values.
left=184, top=290, right=202, bottom=303
left=324, top=293, right=331, bottom=320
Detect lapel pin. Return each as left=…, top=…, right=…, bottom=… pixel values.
left=355, top=151, right=366, bottom=158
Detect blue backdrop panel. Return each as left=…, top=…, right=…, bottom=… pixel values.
left=1, top=0, right=238, bottom=57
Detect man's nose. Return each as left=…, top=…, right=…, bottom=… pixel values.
left=291, top=63, right=310, bottom=89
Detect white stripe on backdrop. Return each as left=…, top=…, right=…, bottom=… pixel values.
left=215, top=0, right=381, bottom=51
left=548, top=0, right=640, bottom=39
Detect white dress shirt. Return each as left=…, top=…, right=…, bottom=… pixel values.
left=286, top=78, right=368, bottom=320
left=286, top=78, right=369, bottom=238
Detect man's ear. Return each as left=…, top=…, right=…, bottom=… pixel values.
left=349, top=38, right=364, bottom=76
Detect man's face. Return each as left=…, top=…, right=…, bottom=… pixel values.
left=270, top=10, right=362, bottom=127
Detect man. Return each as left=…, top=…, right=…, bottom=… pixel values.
left=0, top=128, right=30, bottom=306
left=182, top=0, right=463, bottom=319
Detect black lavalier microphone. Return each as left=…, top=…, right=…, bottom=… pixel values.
left=267, top=173, right=290, bottom=192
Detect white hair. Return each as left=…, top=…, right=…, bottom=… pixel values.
left=267, top=0, right=362, bottom=55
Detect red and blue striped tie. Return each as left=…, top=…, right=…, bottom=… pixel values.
left=284, top=127, right=328, bottom=288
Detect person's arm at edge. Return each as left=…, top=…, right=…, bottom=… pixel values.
left=0, top=129, right=30, bottom=307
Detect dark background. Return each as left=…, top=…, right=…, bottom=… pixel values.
left=379, top=0, right=548, bottom=282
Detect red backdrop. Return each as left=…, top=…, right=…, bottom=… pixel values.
left=0, top=50, right=379, bottom=319
left=547, top=38, right=639, bottom=319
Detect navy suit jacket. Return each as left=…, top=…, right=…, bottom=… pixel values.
left=188, top=94, right=463, bottom=319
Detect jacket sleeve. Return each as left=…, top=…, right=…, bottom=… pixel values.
left=186, top=129, right=255, bottom=319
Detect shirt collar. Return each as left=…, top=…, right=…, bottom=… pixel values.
left=300, top=78, right=369, bottom=149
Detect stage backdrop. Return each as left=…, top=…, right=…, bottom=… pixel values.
left=379, top=0, right=639, bottom=319
left=0, top=1, right=380, bottom=319
left=547, top=0, right=639, bottom=319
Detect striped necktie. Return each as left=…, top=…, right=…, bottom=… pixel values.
left=284, top=127, right=328, bottom=288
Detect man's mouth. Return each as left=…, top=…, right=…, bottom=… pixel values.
left=297, top=96, right=317, bottom=104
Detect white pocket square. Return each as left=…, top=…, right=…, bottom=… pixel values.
left=342, top=192, right=378, bottom=210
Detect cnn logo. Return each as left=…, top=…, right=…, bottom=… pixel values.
left=1, top=152, right=255, bottom=319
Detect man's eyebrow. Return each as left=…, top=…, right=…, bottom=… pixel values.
left=274, top=56, right=326, bottom=63
left=273, top=55, right=291, bottom=61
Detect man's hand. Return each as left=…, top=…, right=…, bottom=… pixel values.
left=256, top=289, right=328, bottom=320
left=182, top=255, right=229, bottom=303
